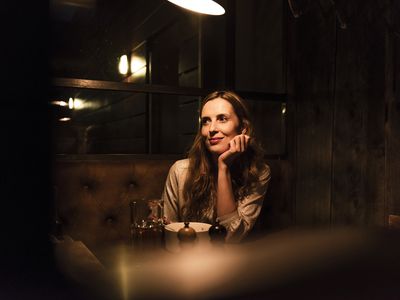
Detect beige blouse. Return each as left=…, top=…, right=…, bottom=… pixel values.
left=162, top=159, right=271, bottom=242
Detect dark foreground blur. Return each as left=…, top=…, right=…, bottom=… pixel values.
left=3, top=227, right=400, bottom=300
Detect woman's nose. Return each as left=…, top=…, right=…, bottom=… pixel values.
left=209, top=120, right=218, bottom=133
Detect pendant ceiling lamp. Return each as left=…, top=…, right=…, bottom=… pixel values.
left=167, top=0, right=225, bottom=15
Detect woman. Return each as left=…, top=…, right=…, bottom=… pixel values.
left=162, top=91, right=270, bottom=242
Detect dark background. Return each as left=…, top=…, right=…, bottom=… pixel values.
left=1, top=0, right=57, bottom=296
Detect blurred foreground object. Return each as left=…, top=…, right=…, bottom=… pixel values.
left=165, top=222, right=211, bottom=253
left=56, top=227, right=400, bottom=300
left=208, top=219, right=227, bottom=245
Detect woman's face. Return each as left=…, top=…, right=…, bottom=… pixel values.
left=200, top=98, right=241, bottom=155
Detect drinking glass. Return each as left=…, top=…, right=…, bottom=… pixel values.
left=129, top=199, right=164, bottom=252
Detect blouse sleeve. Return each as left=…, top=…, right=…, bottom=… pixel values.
left=161, top=161, right=180, bottom=223
left=218, top=164, right=271, bottom=242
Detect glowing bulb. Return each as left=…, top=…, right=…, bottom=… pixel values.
left=73, top=98, right=84, bottom=109
left=118, top=54, right=129, bottom=75
left=59, top=117, right=71, bottom=122
left=167, top=0, right=225, bottom=15
left=68, top=97, right=74, bottom=109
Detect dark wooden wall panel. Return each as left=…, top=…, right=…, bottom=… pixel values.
left=151, top=23, right=179, bottom=86
left=178, top=69, right=198, bottom=87
left=248, top=100, right=284, bottom=155
left=259, top=159, right=293, bottom=232
left=202, top=10, right=227, bottom=88
left=179, top=36, right=198, bottom=75
left=387, top=1, right=400, bottom=217
left=332, top=1, right=386, bottom=226
left=178, top=101, right=199, bottom=133
left=151, top=94, right=180, bottom=154
left=235, top=0, right=284, bottom=93
left=176, top=28, right=200, bottom=153
left=178, top=95, right=199, bottom=104
left=289, top=2, right=336, bottom=227
left=178, top=134, right=196, bottom=155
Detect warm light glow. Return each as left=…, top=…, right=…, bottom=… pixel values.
left=167, top=0, right=225, bottom=15
left=51, top=100, right=68, bottom=107
left=282, top=104, right=286, bottom=114
left=72, top=98, right=84, bottom=109
left=118, top=54, right=129, bottom=75
left=130, top=55, right=146, bottom=74
left=131, top=67, right=146, bottom=78
left=59, top=117, right=71, bottom=122
left=68, top=97, right=74, bottom=109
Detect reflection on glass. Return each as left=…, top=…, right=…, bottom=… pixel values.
left=130, top=55, right=146, bottom=74
left=51, top=100, right=68, bottom=107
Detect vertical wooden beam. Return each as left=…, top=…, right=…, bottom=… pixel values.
left=386, top=0, right=400, bottom=219
left=288, top=2, right=336, bottom=227
left=225, top=0, right=236, bottom=89
left=282, top=0, right=296, bottom=228
left=332, top=1, right=386, bottom=226
left=198, top=15, right=204, bottom=89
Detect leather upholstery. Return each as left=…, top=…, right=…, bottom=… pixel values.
left=52, top=157, right=175, bottom=251
left=52, top=156, right=283, bottom=256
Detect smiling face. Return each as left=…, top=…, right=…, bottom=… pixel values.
left=200, top=98, right=241, bottom=156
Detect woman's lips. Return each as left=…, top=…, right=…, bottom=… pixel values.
left=209, top=137, right=223, bottom=145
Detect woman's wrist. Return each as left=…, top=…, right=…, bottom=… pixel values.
left=217, top=158, right=229, bottom=171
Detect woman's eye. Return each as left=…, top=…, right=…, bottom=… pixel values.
left=218, top=116, right=227, bottom=122
left=201, top=118, right=210, bottom=125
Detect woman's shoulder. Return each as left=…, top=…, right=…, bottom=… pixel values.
left=170, top=158, right=190, bottom=173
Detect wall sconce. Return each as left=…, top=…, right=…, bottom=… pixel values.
left=167, top=0, right=225, bottom=15
left=118, top=54, right=129, bottom=75
left=68, top=97, right=84, bottom=110
left=118, top=53, right=147, bottom=80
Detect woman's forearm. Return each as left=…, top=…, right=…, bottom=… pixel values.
left=216, top=163, right=237, bottom=217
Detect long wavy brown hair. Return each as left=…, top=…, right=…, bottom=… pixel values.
left=182, top=90, right=265, bottom=222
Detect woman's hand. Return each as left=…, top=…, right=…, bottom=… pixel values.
left=218, top=134, right=250, bottom=168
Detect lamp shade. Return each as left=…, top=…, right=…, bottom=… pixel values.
left=167, top=0, right=225, bottom=15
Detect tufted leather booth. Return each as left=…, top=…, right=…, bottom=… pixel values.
left=52, top=155, right=285, bottom=260
left=52, top=155, right=176, bottom=254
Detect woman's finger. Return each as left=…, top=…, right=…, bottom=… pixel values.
left=230, top=138, right=237, bottom=153
left=239, top=134, right=245, bottom=152
left=235, top=135, right=242, bottom=152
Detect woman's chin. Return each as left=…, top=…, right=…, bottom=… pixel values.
left=207, top=144, right=228, bottom=155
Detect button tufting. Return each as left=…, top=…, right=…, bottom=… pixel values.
left=106, top=217, right=115, bottom=225
left=128, top=181, right=137, bottom=188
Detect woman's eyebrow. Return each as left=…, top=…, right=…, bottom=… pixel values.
left=201, top=113, right=230, bottom=119
left=217, top=113, right=230, bottom=118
